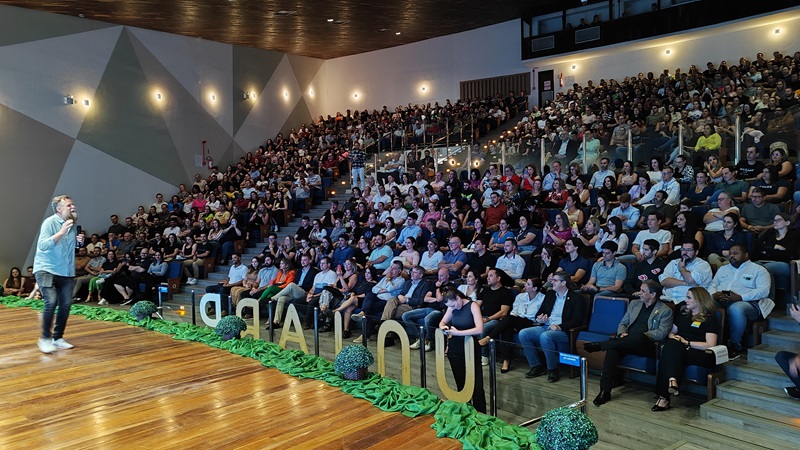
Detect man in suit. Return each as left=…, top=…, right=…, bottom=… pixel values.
left=520, top=269, right=587, bottom=383
left=271, top=253, right=319, bottom=326
left=584, top=279, right=673, bottom=406
left=379, top=266, right=435, bottom=323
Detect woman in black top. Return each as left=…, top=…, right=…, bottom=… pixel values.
left=753, top=213, right=799, bottom=306
left=352, top=237, right=372, bottom=269
left=438, top=287, right=486, bottom=413
left=653, top=287, right=718, bottom=411
left=334, top=266, right=377, bottom=338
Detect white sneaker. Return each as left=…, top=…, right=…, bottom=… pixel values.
left=98, top=298, right=109, bottom=305
left=409, top=339, right=421, bottom=350
left=353, top=336, right=369, bottom=343
left=481, top=356, right=489, bottom=366
left=121, top=298, right=134, bottom=306
left=187, top=278, right=197, bottom=285
left=52, top=338, right=74, bottom=349
left=424, top=341, right=433, bottom=352
left=38, top=338, right=56, bottom=354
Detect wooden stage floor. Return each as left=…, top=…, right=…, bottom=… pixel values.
left=0, top=306, right=459, bottom=449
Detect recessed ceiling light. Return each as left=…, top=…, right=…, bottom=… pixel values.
left=327, top=18, right=334, bottom=22
left=396, top=32, right=401, bottom=35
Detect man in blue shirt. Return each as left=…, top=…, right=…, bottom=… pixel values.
left=34, top=195, right=82, bottom=354
left=557, top=237, right=592, bottom=287
left=396, top=214, right=422, bottom=251
left=332, top=234, right=354, bottom=268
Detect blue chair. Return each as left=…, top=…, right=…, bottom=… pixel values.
left=575, top=296, right=630, bottom=372
left=165, top=261, right=184, bottom=300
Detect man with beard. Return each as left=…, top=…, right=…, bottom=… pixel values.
left=34, top=195, right=83, bottom=353
left=494, top=238, right=525, bottom=280
left=659, top=239, right=712, bottom=304
left=709, top=245, right=772, bottom=359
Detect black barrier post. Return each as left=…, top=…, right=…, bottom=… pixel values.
left=418, top=325, right=427, bottom=389
left=191, top=291, right=196, bottom=326
left=267, top=300, right=275, bottom=342
left=489, top=338, right=498, bottom=417
left=227, top=295, right=232, bottom=316
left=313, top=307, right=320, bottom=356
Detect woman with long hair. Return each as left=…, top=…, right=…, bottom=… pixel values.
left=668, top=211, right=703, bottom=260
left=594, top=216, right=629, bottom=255
left=3, top=267, right=23, bottom=296
left=260, top=258, right=296, bottom=308
left=336, top=266, right=378, bottom=339
left=653, top=287, right=718, bottom=412
left=543, top=212, right=572, bottom=251
left=706, top=212, right=747, bottom=270
left=438, top=287, right=486, bottom=413
left=484, top=278, right=545, bottom=373
left=543, top=177, right=569, bottom=208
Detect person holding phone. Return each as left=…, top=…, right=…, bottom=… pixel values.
left=439, top=287, right=485, bottom=413
left=34, top=195, right=83, bottom=353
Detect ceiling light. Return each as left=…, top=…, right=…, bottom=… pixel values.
left=395, top=32, right=401, bottom=35
left=82, top=99, right=90, bottom=107
left=327, top=18, right=334, bottom=22
left=64, top=95, right=74, bottom=105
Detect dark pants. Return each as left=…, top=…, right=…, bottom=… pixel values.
left=36, top=272, right=75, bottom=340
left=359, top=292, right=387, bottom=338
left=206, top=284, right=232, bottom=312
left=776, top=351, right=800, bottom=390
left=448, top=335, right=487, bottom=413
left=655, top=339, right=715, bottom=399
left=490, top=315, right=536, bottom=362
left=598, top=333, right=653, bottom=392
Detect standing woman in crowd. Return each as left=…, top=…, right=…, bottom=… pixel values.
left=668, top=212, right=703, bottom=260
left=439, top=287, right=486, bottom=413
left=653, top=287, right=718, bottom=412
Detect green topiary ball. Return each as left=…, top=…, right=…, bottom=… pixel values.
left=535, top=407, right=598, bottom=450
left=129, top=301, right=157, bottom=320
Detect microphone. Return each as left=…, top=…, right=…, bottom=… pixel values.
left=76, top=225, right=82, bottom=248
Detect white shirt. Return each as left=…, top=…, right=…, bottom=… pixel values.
left=638, top=178, right=680, bottom=205
left=589, top=169, right=615, bottom=188
left=495, top=253, right=525, bottom=280
left=633, top=229, right=672, bottom=248
left=659, top=258, right=712, bottom=303
left=372, top=193, right=392, bottom=209
left=420, top=250, right=443, bottom=271
left=709, top=260, right=770, bottom=302
left=227, top=264, right=250, bottom=284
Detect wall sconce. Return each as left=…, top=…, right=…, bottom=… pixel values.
left=251, top=92, right=256, bottom=100
left=82, top=99, right=90, bottom=107
left=354, top=93, right=359, bottom=98
left=64, top=95, right=74, bottom=105
left=210, top=94, right=216, bottom=101
left=309, top=89, right=314, bottom=97
left=665, top=49, right=671, bottom=55
left=571, top=64, right=577, bottom=70
left=283, top=91, right=288, bottom=98
left=243, top=92, right=250, bottom=99
left=155, top=93, right=162, bottom=100
left=775, top=28, right=781, bottom=35
left=421, top=86, right=427, bottom=92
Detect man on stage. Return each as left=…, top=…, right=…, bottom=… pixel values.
left=34, top=195, right=82, bottom=353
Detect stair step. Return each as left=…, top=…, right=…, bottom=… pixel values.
left=746, top=345, right=784, bottom=365
left=762, top=330, right=800, bottom=351
left=723, top=360, right=789, bottom=389
left=767, top=315, right=800, bottom=333
left=716, top=380, right=800, bottom=417
left=685, top=418, right=798, bottom=450
left=700, top=398, right=800, bottom=443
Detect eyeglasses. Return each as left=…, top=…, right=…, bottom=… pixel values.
left=680, top=248, right=695, bottom=252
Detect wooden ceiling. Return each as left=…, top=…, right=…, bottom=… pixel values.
left=0, top=0, right=560, bottom=59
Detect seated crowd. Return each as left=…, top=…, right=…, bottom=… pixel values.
left=24, top=48, right=800, bottom=414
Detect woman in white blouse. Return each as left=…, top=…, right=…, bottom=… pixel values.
left=419, top=238, right=444, bottom=275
